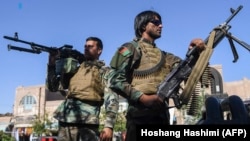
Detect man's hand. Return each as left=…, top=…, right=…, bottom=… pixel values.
left=48, top=51, right=60, bottom=66
left=189, top=38, right=206, bottom=52
left=139, top=94, right=163, bottom=108
left=100, top=127, right=113, bottom=141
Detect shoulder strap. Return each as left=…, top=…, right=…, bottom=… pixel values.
left=129, top=40, right=141, bottom=57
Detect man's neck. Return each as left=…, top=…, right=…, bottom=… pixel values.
left=140, top=38, right=155, bottom=46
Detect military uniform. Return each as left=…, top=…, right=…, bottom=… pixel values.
left=109, top=38, right=181, bottom=141
left=47, top=59, right=119, bottom=141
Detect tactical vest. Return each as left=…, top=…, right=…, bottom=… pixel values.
left=67, top=60, right=105, bottom=102
left=131, top=40, right=174, bottom=94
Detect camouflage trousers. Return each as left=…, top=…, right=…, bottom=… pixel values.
left=58, top=122, right=100, bottom=141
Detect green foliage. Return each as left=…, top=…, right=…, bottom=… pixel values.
left=113, top=111, right=126, bottom=132
left=99, top=107, right=126, bottom=132
left=32, top=119, right=46, bottom=136
left=32, top=112, right=57, bottom=136
left=0, top=130, right=16, bottom=141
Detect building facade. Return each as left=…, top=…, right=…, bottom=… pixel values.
left=2, top=84, right=128, bottom=140
left=8, top=85, right=64, bottom=140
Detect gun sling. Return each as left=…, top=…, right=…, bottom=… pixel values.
left=180, top=30, right=216, bottom=104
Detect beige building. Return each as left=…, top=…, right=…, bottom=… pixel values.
left=8, top=85, right=64, bottom=139
left=224, top=77, right=250, bottom=100
left=210, top=64, right=250, bottom=100
left=2, top=84, right=128, bottom=139
left=0, top=116, right=12, bottom=131
left=13, top=85, right=64, bottom=127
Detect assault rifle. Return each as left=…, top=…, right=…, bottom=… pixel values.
left=157, top=5, right=250, bottom=109
left=3, top=32, right=85, bottom=63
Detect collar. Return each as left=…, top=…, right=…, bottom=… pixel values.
left=134, top=37, right=156, bottom=46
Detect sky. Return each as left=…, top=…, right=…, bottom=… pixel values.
left=1, top=0, right=250, bottom=113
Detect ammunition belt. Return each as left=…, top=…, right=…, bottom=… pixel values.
left=180, top=30, right=216, bottom=104
left=133, top=51, right=165, bottom=76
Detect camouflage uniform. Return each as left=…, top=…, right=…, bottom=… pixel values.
left=47, top=60, right=119, bottom=141
left=109, top=38, right=181, bottom=141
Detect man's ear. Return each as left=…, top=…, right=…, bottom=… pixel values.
left=98, top=48, right=102, bottom=55
left=142, top=25, right=146, bottom=31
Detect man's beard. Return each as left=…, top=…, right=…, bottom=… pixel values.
left=149, top=32, right=161, bottom=39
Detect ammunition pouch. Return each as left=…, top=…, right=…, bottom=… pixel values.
left=55, top=57, right=78, bottom=75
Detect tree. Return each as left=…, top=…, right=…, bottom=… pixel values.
left=113, top=110, right=126, bottom=132
left=99, top=107, right=126, bottom=132
left=0, top=130, right=16, bottom=141
left=32, top=112, right=56, bottom=136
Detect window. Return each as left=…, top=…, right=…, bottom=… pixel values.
left=19, top=95, right=36, bottom=111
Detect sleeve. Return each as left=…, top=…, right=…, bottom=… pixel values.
left=103, top=86, right=119, bottom=128
left=164, top=51, right=182, bottom=70
left=109, top=43, right=143, bottom=103
left=46, top=60, right=74, bottom=92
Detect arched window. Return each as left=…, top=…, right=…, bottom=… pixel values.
left=19, top=95, right=36, bottom=111
left=210, top=67, right=224, bottom=94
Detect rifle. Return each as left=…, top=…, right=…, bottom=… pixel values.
left=157, top=5, right=250, bottom=109
left=3, top=32, right=85, bottom=64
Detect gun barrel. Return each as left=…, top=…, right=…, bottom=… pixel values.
left=4, top=35, right=33, bottom=45
left=8, top=44, right=41, bottom=54
left=3, top=36, right=17, bottom=41
left=4, top=33, right=85, bottom=63
left=225, top=5, right=243, bottom=24
left=4, top=35, right=50, bottom=49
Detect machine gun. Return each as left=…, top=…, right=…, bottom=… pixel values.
left=157, top=5, right=250, bottom=109
left=3, top=32, right=85, bottom=64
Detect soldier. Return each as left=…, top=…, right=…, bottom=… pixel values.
left=108, top=10, right=205, bottom=141
left=46, top=37, right=119, bottom=141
